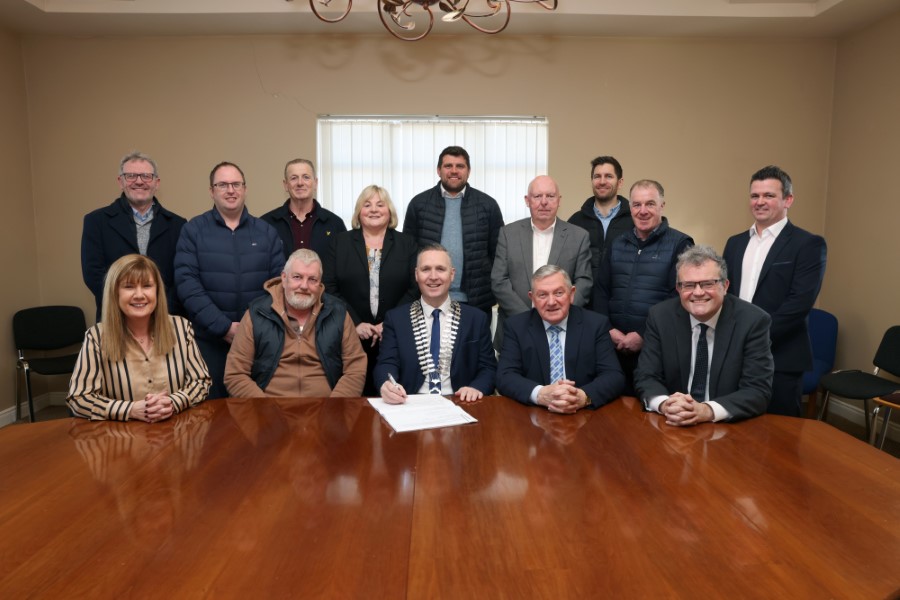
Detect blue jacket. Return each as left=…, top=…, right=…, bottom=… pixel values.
left=81, top=195, right=186, bottom=320
left=594, top=218, right=693, bottom=335
left=174, top=207, right=283, bottom=341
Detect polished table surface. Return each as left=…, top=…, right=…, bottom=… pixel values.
left=1, top=396, right=899, bottom=598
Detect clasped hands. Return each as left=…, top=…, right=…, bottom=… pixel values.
left=609, top=328, right=643, bottom=353
left=130, top=393, right=175, bottom=423
left=536, top=379, right=589, bottom=414
left=379, top=379, right=483, bottom=405
left=659, top=392, right=714, bottom=427
left=356, top=322, right=383, bottom=346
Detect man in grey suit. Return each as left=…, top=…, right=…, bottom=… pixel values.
left=491, top=175, right=592, bottom=349
left=635, top=245, right=773, bottom=425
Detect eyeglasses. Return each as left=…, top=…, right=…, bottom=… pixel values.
left=121, top=172, right=156, bottom=182
left=529, top=193, right=559, bottom=201
left=212, top=182, right=245, bottom=191
left=676, top=279, right=722, bottom=292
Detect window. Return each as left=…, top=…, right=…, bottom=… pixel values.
left=317, top=115, right=549, bottom=229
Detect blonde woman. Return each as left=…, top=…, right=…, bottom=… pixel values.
left=322, top=185, right=419, bottom=395
left=68, top=254, right=210, bottom=421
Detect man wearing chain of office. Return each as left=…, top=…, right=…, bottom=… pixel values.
left=375, top=244, right=497, bottom=404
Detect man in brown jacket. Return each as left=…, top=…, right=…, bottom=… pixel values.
left=224, top=249, right=366, bottom=397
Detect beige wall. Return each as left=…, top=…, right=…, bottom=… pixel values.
left=5, top=25, right=889, bottom=409
left=823, top=11, right=900, bottom=371
left=1, top=29, right=40, bottom=413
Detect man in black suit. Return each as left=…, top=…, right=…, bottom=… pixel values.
left=722, top=166, right=827, bottom=417
left=635, top=246, right=774, bottom=425
left=497, top=265, right=624, bottom=414
left=81, top=151, right=186, bottom=320
left=375, top=244, right=497, bottom=404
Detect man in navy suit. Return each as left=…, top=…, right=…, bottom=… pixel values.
left=496, top=265, right=624, bottom=413
left=635, top=246, right=774, bottom=425
left=723, top=166, right=826, bottom=417
left=375, top=244, right=497, bottom=404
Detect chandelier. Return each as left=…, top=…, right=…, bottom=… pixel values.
left=307, top=0, right=558, bottom=42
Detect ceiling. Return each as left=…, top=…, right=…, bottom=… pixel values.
left=0, top=0, right=897, bottom=38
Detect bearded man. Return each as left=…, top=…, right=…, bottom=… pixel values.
left=224, top=249, right=366, bottom=397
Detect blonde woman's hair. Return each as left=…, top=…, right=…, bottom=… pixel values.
left=100, top=254, right=175, bottom=361
left=350, top=185, right=398, bottom=230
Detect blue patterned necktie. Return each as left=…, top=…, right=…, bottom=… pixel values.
left=430, top=308, right=441, bottom=393
left=548, top=325, right=564, bottom=383
left=690, top=323, right=709, bottom=401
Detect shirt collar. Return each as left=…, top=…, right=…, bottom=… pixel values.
left=748, top=215, right=788, bottom=239
left=593, top=199, right=621, bottom=220
left=531, top=219, right=557, bottom=234
left=689, top=307, right=723, bottom=331
left=542, top=315, right=569, bottom=332
left=420, top=296, right=452, bottom=315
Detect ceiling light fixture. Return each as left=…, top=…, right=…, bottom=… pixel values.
left=307, top=0, right=558, bottom=42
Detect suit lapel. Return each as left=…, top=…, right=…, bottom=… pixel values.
left=528, top=311, right=552, bottom=383
left=676, top=307, right=693, bottom=389
left=547, top=219, right=566, bottom=266
left=729, top=233, right=750, bottom=292
left=350, top=229, right=368, bottom=275
left=755, top=221, right=794, bottom=294
left=518, top=220, right=534, bottom=275
left=708, top=297, right=736, bottom=398
left=562, top=306, right=582, bottom=380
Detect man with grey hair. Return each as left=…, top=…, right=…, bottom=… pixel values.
left=635, top=245, right=774, bottom=425
left=262, top=158, right=347, bottom=261
left=594, top=179, right=693, bottom=394
left=81, top=151, right=186, bottom=319
left=224, top=249, right=366, bottom=398
left=497, top=265, right=624, bottom=413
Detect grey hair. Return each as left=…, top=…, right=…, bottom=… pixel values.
left=284, top=248, right=322, bottom=274
left=531, top=264, right=572, bottom=288
left=676, top=245, right=728, bottom=282
left=119, top=151, right=158, bottom=176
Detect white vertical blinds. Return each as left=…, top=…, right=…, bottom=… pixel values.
left=317, top=116, right=549, bottom=230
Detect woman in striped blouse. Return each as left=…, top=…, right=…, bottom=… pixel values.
left=67, top=254, right=210, bottom=421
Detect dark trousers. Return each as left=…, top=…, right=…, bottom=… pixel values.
left=768, top=370, right=803, bottom=417
left=197, top=336, right=230, bottom=400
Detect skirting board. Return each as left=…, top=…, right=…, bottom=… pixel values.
left=0, top=392, right=67, bottom=428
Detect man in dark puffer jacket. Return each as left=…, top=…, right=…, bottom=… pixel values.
left=402, top=146, right=504, bottom=315
left=594, top=179, right=693, bottom=394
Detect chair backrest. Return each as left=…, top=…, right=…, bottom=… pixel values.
left=873, top=325, right=900, bottom=377
left=809, top=308, right=838, bottom=371
left=13, top=305, right=87, bottom=351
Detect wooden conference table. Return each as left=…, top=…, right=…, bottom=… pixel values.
left=1, top=396, right=898, bottom=598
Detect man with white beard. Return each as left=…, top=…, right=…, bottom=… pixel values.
left=224, top=249, right=366, bottom=397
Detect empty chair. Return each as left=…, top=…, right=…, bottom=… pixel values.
left=817, top=325, right=900, bottom=440
left=13, top=305, right=86, bottom=423
left=869, top=393, right=900, bottom=450
left=802, top=308, right=838, bottom=418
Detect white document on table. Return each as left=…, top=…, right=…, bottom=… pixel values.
left=367, top=394, right=478, bottom=433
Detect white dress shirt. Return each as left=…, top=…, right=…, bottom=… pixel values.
left=739, top=216, right=788, bottom=301
left=416, top=297, right=455, bottom=395
left=531, top=219, right=556, bottom=276
left=529, top=316, right=569, bottom=404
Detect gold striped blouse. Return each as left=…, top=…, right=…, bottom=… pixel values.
left=67, top=316, right=211, bottom=421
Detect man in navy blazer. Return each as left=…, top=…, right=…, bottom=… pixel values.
left=635, top=246, right=774, bottom=424
left=375, top=244, right=496, bottom=404
left=722, top=166, right=826, bottom=417
left=81, top=152, right=186, bottom=320
left=497, top=265, right=624, bottom=413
